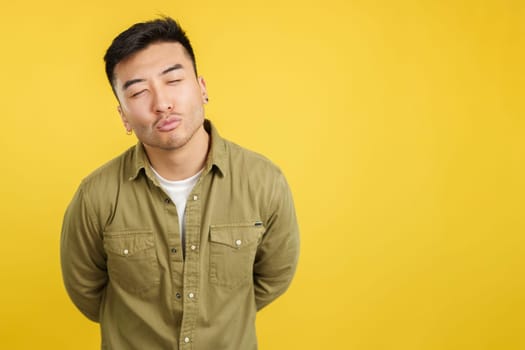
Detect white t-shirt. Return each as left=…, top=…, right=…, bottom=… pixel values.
left=150, top=166, right=203, bottom=248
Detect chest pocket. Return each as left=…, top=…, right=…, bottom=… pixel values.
left=209, top=223, right=265, bottom=289
left=103, top=231, right=160, bottom=295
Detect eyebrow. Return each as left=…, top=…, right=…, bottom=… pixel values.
left=122, top=64, right=184, bottom=91
left=122, top=78, right=145, bottom=90
left=161, top=64, right=183, bottom=75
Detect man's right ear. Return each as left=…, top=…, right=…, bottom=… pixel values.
left=117, top=106, right=132, bottom=134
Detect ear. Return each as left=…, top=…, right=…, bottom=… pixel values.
left=198, top=76, right=209, bottom=104
left=117, top=105, right=132, bottom=132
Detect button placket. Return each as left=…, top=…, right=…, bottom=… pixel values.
left=180, top=186, right=201, bottom=348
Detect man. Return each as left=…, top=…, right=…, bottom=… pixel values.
left=60, top=17, right=300, bottom=350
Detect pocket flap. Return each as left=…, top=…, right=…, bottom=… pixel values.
left=104, top=232, right=154, bottom=257
left=210, top=223, right=265, bottom=249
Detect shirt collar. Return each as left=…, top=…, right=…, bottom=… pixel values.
left=127, top=119, right=227, bottom=182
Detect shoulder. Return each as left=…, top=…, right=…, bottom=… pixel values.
left=207, top=119, right=283, bottom=180
left=223, top=139, right=284, bottom=179
left=78, top=145, right=136, bottom=195
left=65, top=145, right=139, bottom=230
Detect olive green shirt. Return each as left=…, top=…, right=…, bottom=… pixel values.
left=60, top=120, right=300, bottom=350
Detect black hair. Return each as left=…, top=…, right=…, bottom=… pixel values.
left=104, top=16, right=197, bottom=93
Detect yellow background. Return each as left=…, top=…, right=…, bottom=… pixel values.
left=0, top=0, right=523, bottom=349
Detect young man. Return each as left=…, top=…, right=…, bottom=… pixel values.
left=60, top=17, right=300, bottom=350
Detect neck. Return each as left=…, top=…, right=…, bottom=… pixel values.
left=145, top=125, right=209, bottom=181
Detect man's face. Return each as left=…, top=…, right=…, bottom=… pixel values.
left=114, top=42, right=208, bottom=152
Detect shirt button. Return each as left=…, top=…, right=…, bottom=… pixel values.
left=235, top=239, right=242, bottom=246
left=171, top=248, right=177, bottom=253
left=184, top=337, right=190, bottom=343
left=176, top=293, right=181, bottom=299
left=123, top=249, right=129, bottom=255
left=164, top=198, right=170, bottom=204
left=188, top=292, right=195, bottom=299
left=190, top=245, right=197, bottom=251
left=193, top=195, right=198, bottom=201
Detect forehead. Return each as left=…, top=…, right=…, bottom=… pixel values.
left=114, top=42, right=191, bottom=83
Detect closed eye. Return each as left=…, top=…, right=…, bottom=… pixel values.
left=131, top=89, right=147, bottom=98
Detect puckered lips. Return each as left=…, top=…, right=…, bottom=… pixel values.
left=156, top=116, right=182, bottom=132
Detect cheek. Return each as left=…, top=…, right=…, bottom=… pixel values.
left=177, top=84, right=204, bottom=102
left=124, top=100, right=150, bottom=116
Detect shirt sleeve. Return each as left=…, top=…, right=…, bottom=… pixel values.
left=60, top=185, right=108, bottom=322
left=254, top=172, right=300, bottom=310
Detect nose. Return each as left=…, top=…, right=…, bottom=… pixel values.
left=152, top=87, right=173, bottom=114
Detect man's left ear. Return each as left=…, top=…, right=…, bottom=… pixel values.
left=199, top=76, right=209, bottom=104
